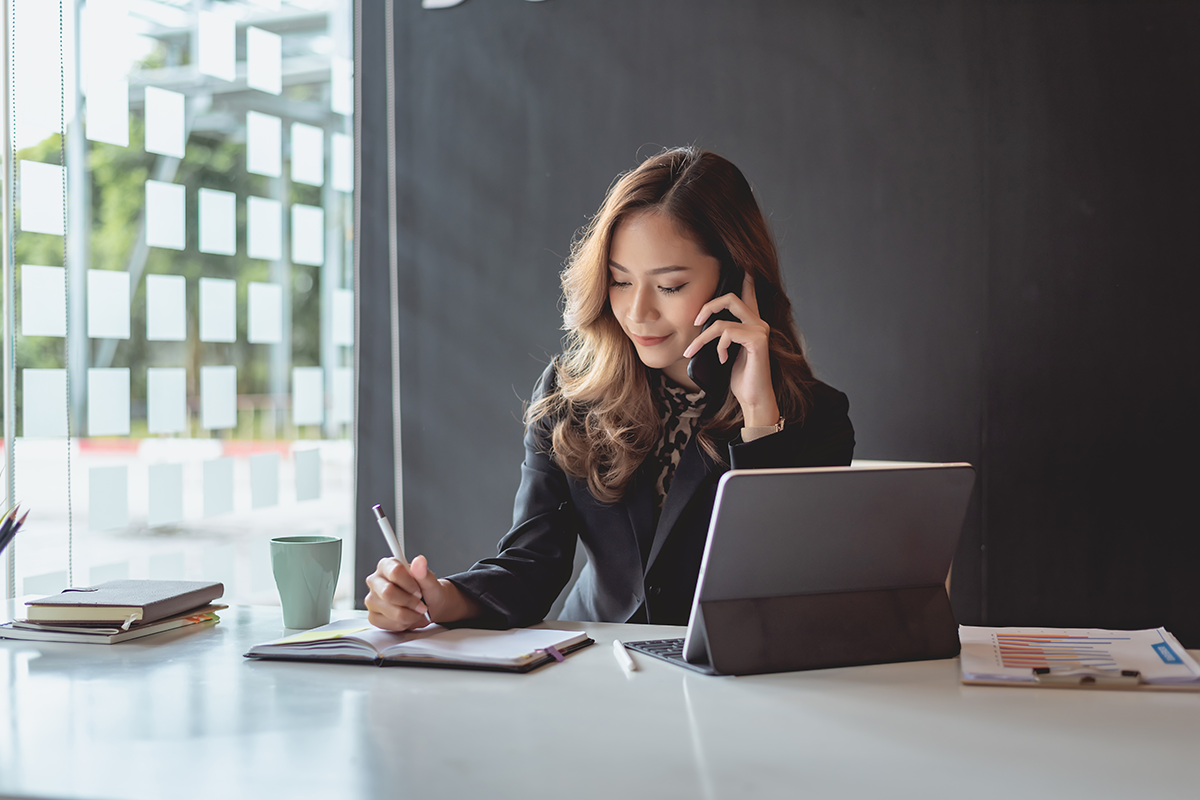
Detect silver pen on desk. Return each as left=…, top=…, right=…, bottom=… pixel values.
left=613, top=639, right=637, bottom=675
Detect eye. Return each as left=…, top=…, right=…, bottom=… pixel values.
left=609, top=278, right=631, bottom=289
left=659, top=284, right=687, bottom=295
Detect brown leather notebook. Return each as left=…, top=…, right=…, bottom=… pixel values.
left=23, top=580, right=225, bottom=625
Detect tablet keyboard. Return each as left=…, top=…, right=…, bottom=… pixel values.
left=624, top=638, right=715, bottom=674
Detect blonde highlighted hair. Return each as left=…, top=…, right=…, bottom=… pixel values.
left=527, top=147, right=815, bottom=503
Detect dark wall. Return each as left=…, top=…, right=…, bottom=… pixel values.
left=357, top=1, right=1200, bottom=644
left=983, top=4, right=1200, bottom=638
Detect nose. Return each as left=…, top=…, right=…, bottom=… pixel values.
left=627, top=283, right=659, bottom=324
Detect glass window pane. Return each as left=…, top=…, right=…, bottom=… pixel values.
left=6, top=1, right=356, bottom=609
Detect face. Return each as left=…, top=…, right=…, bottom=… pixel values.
left=607, top=210, right=721, bottom=388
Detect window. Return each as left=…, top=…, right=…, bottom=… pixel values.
left=3, top=0, right=356, bottom=609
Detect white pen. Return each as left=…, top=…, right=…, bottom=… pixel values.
left=372, top=504, right=409, bottom=567
left=373, top=504, right=430, bottom=623
left=613, top=639, right=637, bottom=675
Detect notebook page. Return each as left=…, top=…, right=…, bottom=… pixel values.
left=381, top=628, right=587, bottom=666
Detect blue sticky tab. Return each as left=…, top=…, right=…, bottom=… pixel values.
left=1152, top=642, right=1182, bottom=664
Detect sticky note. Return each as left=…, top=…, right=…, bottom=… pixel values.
left=86, top=78, right=129, bottom=147
left=199, top=188, right=236, bottom=255
left=247, top=282, right=282, bottom=344
left=291, top=204, right=324, bottom=266
left=87, top=269, right=131, bottom=339
left=89, top=561, right=131, bottom=585
left=332, top=288, right=354, bottom=345
left=250, top=452, right=280, bottom=509
left=147, top=367, right=187, bottom=434
left=89, top=465, right=129, bottom=531
left=291, top=122, right=324, bottom=187
left=203, top=457, right=235, bottom=516
left=22, top=369, right=67, bottom=437
left=145, top=180, right=186, bottom=250
left=24, top=571, right=68, bottom=597
left=331, top=56, right=353, bottom=116
left=292, top=367, right=324, bottom=426
left=277, top=624, right=371, bottom=645
left=331, top=132, right=353, bottom=193
left=200, top=365, right=237, bottom=430
left=247, top=196, right=282, bottom=260
left=247, top=111, right=282, bottom=178
left=88, top=368, right=131, bottom=436
left=149, top=551, right=185, bottom=579
left=332, top=367, right=354, bottom=424
left=198, top=11, right=235, bottom=82
left=247, top=26, right=282, bottom=95
left=145, top=86, right=186, bottom=159
left=148, top=463, right=184, bottom=527
left=20, top=161, right=65, bottom=235
left=199, top=277, right=236, bottom=343
left=21, top=264, right=66, bottom=337
left=145, top=274, right=186, bottom=341
left=295, top=448, right=321, bottom=502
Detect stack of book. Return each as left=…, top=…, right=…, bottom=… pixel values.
left=0, top=579, right=225, bottom=644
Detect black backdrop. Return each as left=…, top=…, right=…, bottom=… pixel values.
left=355, top=1, right=1200, bottom=644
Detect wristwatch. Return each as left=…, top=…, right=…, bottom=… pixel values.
left=742, top=415, right=786, bottom=442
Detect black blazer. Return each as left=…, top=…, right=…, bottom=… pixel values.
left=447, top=363, right=855, bottom=628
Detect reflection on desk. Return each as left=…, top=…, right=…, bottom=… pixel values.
left=1, top=604, right=1198, bottom=800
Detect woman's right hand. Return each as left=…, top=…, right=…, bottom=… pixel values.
left=364, top=555, right=481, bottom=631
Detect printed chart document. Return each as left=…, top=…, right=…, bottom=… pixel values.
left=246, top=619, right=592, bottom=673
left=959, top=626, right=1200, bottom=686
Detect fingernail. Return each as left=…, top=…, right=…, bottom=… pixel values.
left=694, top=313, right=704, bottom=326
left=416, top=603, right=428, bottom=614
left=719, top=352, right=727, bottom=364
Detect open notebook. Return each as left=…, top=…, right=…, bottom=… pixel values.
left=245, top=619, right=593, bottom=673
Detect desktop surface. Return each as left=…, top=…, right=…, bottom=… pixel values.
left=1, top=604, right=1197, bottom=800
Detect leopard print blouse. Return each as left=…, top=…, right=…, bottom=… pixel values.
left=651, top=373, right=707, bottom=511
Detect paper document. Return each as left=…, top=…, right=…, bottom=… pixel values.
left=959, top=626, right=1200, bottom=685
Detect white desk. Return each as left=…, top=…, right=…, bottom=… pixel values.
left=2, top=605, right=1197, bottom=800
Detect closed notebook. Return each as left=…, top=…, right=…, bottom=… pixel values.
left=245, top=619, right=593, bottom=673
left=23, top=580, right=225, bottom=625
left=0, top=605, right=225, bottom=644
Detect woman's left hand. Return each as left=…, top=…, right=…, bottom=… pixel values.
left=682, top=271, right=780, bottom=427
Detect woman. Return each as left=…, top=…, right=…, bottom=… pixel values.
left=366, top=147, right=855, bottom=631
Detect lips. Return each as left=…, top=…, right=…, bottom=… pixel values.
left=630, top=333, right=671, bottom=347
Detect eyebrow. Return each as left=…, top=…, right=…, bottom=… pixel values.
left=608, top=260, right=691, bottom=276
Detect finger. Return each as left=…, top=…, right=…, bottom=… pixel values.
left=682, top=322, right=725, bottom=359
left=409, top=555, right=444, bottom=608
left=377, top=557, right=422, bottom=597
left=367, top=605, right=430, bottom=632
left=741, top=271, right=760, bottom=317
left=693, top=293, right=758, bottom=328
left=718, top=329, right=736, bottom=364
left=366, top=572, right=428, bottom=614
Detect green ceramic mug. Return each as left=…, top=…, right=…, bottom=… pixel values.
left=270, top=535, right=342, bottom=629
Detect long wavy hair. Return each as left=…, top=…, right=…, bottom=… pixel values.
left=526, top=147, right=816, bottom=503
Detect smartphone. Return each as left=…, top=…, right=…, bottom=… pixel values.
left=686, top=266, right=743, bottom=395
